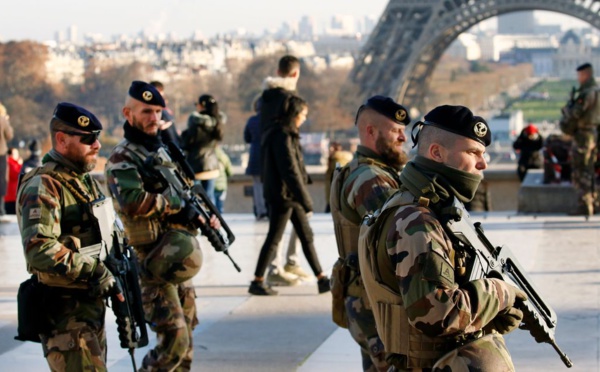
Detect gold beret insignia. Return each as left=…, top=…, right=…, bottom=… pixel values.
left=78, top=116, right=90, bottom=127
left=142, top=91, right=153, bottom=101
left=395, top=109, right=407, bottom=122
left=473, top=122, right=488, bottom=138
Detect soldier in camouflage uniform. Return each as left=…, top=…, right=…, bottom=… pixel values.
left=17, top=102, right=123, bottom=371
left=560, top=63, right=600, bottom=216
left=106, top=81, right=220, bottom=371
left=359, top=105, right=527, bottom=371
left=330, top=96, right=410, bottom=371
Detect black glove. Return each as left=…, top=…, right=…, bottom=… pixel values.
left=484, top=306, right=524, bottom=334
left=89, top=262, right=121, bottom=298
left=168, top=201, right=198, bottom=227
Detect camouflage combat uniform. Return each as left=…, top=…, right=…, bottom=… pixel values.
left=106, top=126, right=201, bottom=372
left=330, top=145, right=400, bottom=371
left=359, top=158, right=521, bottom=371
left=563, top=78, right=600, bottom=214
left=17, top=150, right=109, bottom=371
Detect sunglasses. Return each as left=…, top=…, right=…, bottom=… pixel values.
left=61, top=130, right=101, bottom=145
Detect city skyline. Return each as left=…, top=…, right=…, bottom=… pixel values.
left=0, top=0, right=388, bottom=42
left=0, top=1, right=593, bottom=43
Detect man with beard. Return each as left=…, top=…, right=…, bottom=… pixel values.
left=359, top=105, right=526, bottom=370
left=329, top=95, right=410, bottom=371
left=106, top=81, right=219, bottom=371
left=17, top=102, right=123, bottom=371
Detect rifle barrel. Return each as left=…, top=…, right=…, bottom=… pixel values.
left=550, top=340, right=573, bottom=368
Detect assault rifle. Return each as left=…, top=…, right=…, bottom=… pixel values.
left=144, top=142, right=240, bottom=272
left=559, top=87, right=578, bottom=136
left=443, top=197, right=573, bottom=368
left=104, top=219, right=149, bottom=371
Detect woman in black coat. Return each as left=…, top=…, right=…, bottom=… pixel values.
left=181, top=94, right=224, bottom=205
left=249, top=95, right=330, bottom=296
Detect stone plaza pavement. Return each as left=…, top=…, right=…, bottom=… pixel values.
left=0, top=212, right=597, bottom=371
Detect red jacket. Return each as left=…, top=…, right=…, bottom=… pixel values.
left=6, top=157, right=21, bottom=202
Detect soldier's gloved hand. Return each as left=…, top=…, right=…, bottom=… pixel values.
left=168, top=201, right=198, bottom=226
left=484, top=306, right=524, bottom=334
left=505, top=283, right=528, bottom=308
left=89, top=262, right=122, bottom=300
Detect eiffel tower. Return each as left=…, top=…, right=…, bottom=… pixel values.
left=350, top=0, right=600, bottom=113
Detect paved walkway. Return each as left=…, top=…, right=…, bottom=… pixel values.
left=0, top=212, right=597, bottom=371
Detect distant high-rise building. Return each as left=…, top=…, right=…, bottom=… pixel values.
left=328, top=14, right=355, bottom=36
left=68, top=24, right=78, bottom=44
left=55, top=30, right=66, bottom=43
left=299, top=16, right=315, bottom=40
left=363, top=15, right=377, bottom=35
left=498, top=11, right=535, bottom=34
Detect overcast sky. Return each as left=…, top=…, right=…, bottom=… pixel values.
left=0, top=1, right=590, bottom=42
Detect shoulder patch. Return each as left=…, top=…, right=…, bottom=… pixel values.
left=29, top=207, right=42, bottom=220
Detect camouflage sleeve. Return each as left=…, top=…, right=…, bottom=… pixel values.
left=344, top=166, right=397, bottom=218
left=570, top=90, right=596, bottom=119
left=105, top=153, right=174, bottom=219
left=18, top=175, right=97, bottom=280
left=388, top=206, right=516, bottom=337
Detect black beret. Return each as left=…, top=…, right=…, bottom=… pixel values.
left=576, top=62, right=593, bottom=71
left=128, top=81, right=165, bottom=107
left=53, top=102, right=103, bottom=131
left=355, top=95, right=410, bottom=125
left=421, top=105, right=491, bottom=146
left=198, top=94, right=216, bottom=106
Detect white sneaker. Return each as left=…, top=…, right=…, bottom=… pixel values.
left=267, top=270, right=300, bottom=286
left=284, top=264, right=312, bottom=280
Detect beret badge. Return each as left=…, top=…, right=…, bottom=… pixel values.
left=142, top=91, right=153, bottom=102
left=473, top=122, right=488, bottom=138
left=78, top=116, right=90, bottom=127
left=395, top=109, right=407, bottom=122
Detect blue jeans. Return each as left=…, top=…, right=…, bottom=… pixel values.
left=214, top=189, right=226, bottom=214
left=195, top=179, right=216, bottom=207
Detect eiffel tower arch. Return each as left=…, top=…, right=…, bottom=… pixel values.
left=350, top=0, right=600, bottom=113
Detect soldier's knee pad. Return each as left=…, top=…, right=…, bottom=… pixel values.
left=144, top=229, right=203, bottom=284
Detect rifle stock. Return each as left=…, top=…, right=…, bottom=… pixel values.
left=444, top=197, right=572, bottom=368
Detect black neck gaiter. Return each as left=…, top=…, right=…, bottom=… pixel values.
left=400, top=155, right=483, bottom=204
left=123, top=121, right=163, bottom=152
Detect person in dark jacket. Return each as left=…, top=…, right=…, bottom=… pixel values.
left=244, top=97, right=268, bottom=219
left=249, top=96, right=330, bottom=296
left=21, top=139, right=43, bottom=175
left=513, top=123, right=544, bottom=181
left=150, top=81, right=182, bottom=147
left=182, top=94, right=224, bottom=205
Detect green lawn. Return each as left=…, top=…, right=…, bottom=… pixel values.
left=508, top=79, right=575, bottom=122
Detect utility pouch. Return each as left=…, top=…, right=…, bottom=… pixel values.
left=15, top=275, right=50, bottom=343
left=331, top=257, right=349, bottom=328
left=432, top=333, right=515, bottom=371
left=122, top=218, right=162, bottom=247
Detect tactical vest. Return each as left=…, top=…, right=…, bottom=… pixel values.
left=19, top=161, right=104, bottom=289
left=576, top=85, right=600, bottom=130
left=108, top=140, right=166, bottom=247
left=330, top=158, right=361, bottom=259
left=359, top=190, right=457, bottom=369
